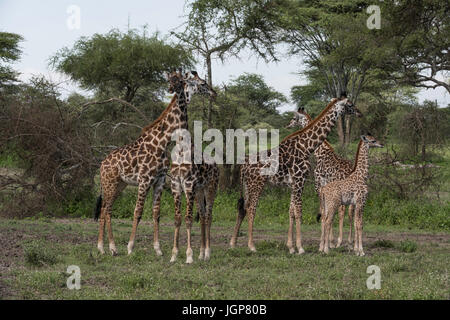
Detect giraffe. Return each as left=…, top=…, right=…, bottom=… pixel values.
left=94, top=70, right=216, bottom=256
left=319, top=134, right=384, bottom=256
left=169, top=143, right=219, bottom=264
left=229, top=97, right=362, bottom=254
left=286, top=107, right=355, bottom=248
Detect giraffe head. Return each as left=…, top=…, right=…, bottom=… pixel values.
left=361, top=133, right=384, bottom=148
left=166, top=70, right=216, bottom=103
left=183, top=71, right=217, bottom=103
left=334, top=92, right=362, bottom=118
left=285, top=107, right=310, bottom=129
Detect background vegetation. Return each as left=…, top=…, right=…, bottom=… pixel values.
left=1, top=1, right=448, bottom=230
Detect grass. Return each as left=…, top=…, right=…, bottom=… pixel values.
left=1, top=217, right=448, bottom=300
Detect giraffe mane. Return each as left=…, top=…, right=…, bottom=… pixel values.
left=322, top=140, right=334, bottom=152
left=140, top=95, right=177, bottom=134
left=282, top=98, right=338, bottom=143
left=351, top=139, right=364, bottom=172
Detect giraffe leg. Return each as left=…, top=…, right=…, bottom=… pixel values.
left=319, top=195, right=325, bottom=252
left=170, top=187, right=182, bottom=263
left=246, top=185, right=264, bottom=252
left=323, top=202, right=338, bottom=254
left=353, top=208, right=359, bottom=254
left=319, top=212, right=325, bottom=252
left=97, top=203, right=106, bottom=255
left=287, top=197, right=296, bottom=254
left=355, top=205, right=365, bottom=256
left=127, top=180, right=152, bottom=255
left=292, top=191, right=305, bottom=254
left=195, top=191, right=206, bottom=261
left=328, top=221, right=335, bottom=248
left=105, top=209, right=117, bottom=256
left=347, top=204, right=354, bottom=245
left=151, top=176, right=165, bottom=256
left=336, top=205, right=346, bottom=248
left=204, top=182, right=216, bottom=261
left=99, top=180, right=125, bottom=256
left=230, top=183, right=247, bottom=249
left=185, top=190, right=195, bottom=264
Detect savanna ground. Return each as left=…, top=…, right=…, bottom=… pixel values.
left=1, top=200, right=449, bottom=300
left=1, top=146, right=449, bottom=300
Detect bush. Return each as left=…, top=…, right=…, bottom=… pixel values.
left=23, top=240, right=59, bottom=267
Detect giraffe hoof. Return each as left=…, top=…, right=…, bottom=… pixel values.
left=97, top=246, right=105, bottom=255
left=249, top=247, right=257, bottom=253
left=186, top=256, right=194, bottom=264
left=288, top=247, right=295, bottom=254
left=297, top=248, right=305, bottom=255
left=156, top=250, right=163, bottom=256
left=170, top=256, right=177, bottom=263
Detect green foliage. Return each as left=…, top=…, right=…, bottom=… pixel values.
left=372, top=239, right=395, bottom=249
left=23, top=240, right=59, bottom=267
left=398, top=240, right=418, bottom=253
left=50, top=27, right=194, bottom=102
left=0, top=31, right=23, bottom=87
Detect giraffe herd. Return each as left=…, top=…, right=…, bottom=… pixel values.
left=94, top=69, right=384, bottom=262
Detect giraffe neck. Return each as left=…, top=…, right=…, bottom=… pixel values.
left=290, top=99, right=342, bottom=155
left=139, top=90, right=188, bottom=149
left=352, top=140, right=369, bottom=181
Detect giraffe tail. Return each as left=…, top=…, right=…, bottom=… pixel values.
left=94, top=195, right=102, bottom=221
left=237, top=197, right=246, bottom=219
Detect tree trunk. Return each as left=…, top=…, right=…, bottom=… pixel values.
left=344, top=115, right=352, bottom=146
left=336, top=116, right=345, bottom=146
left=206, top=53, right=213, bottom=129
left=231, top=164, right=240, bottom=188
left=219, top=164, right=232, bottom=190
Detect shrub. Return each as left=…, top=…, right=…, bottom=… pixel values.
left=23, top=240, right=59, bottom=267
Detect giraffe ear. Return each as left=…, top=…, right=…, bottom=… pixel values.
left=361, top=135, right=368, bottom=142
left=191, top=71, right=198, bottom=77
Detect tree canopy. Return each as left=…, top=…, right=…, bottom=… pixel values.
left=50, top=28, right=194, bottom=102
left=0, top=31, right=23, bottom=88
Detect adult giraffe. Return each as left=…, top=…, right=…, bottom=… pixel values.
left=286, top=107, right=356, bottom=248
left=230, top=97, right=362, bottom=254
left=94, top=70, right=216, bottom=256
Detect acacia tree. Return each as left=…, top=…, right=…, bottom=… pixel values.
left=172, top=0, right=283, bottom=127
left=50, top=28, right=194, bottom=103
left=381, top=0, right=450, bottom=93
left=279, top=0, right=391, bottom=146
left=0, top=31, right=23, bottom=89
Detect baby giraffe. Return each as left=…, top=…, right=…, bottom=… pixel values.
left=170, top=143, right=219, bottom=264
left=319, top=134, right=384, bottom=256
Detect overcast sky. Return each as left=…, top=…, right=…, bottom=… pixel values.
left=1, top=0, right=448, bottom=112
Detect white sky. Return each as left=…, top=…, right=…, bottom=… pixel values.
left=0, top=0, right=448, bottom=112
